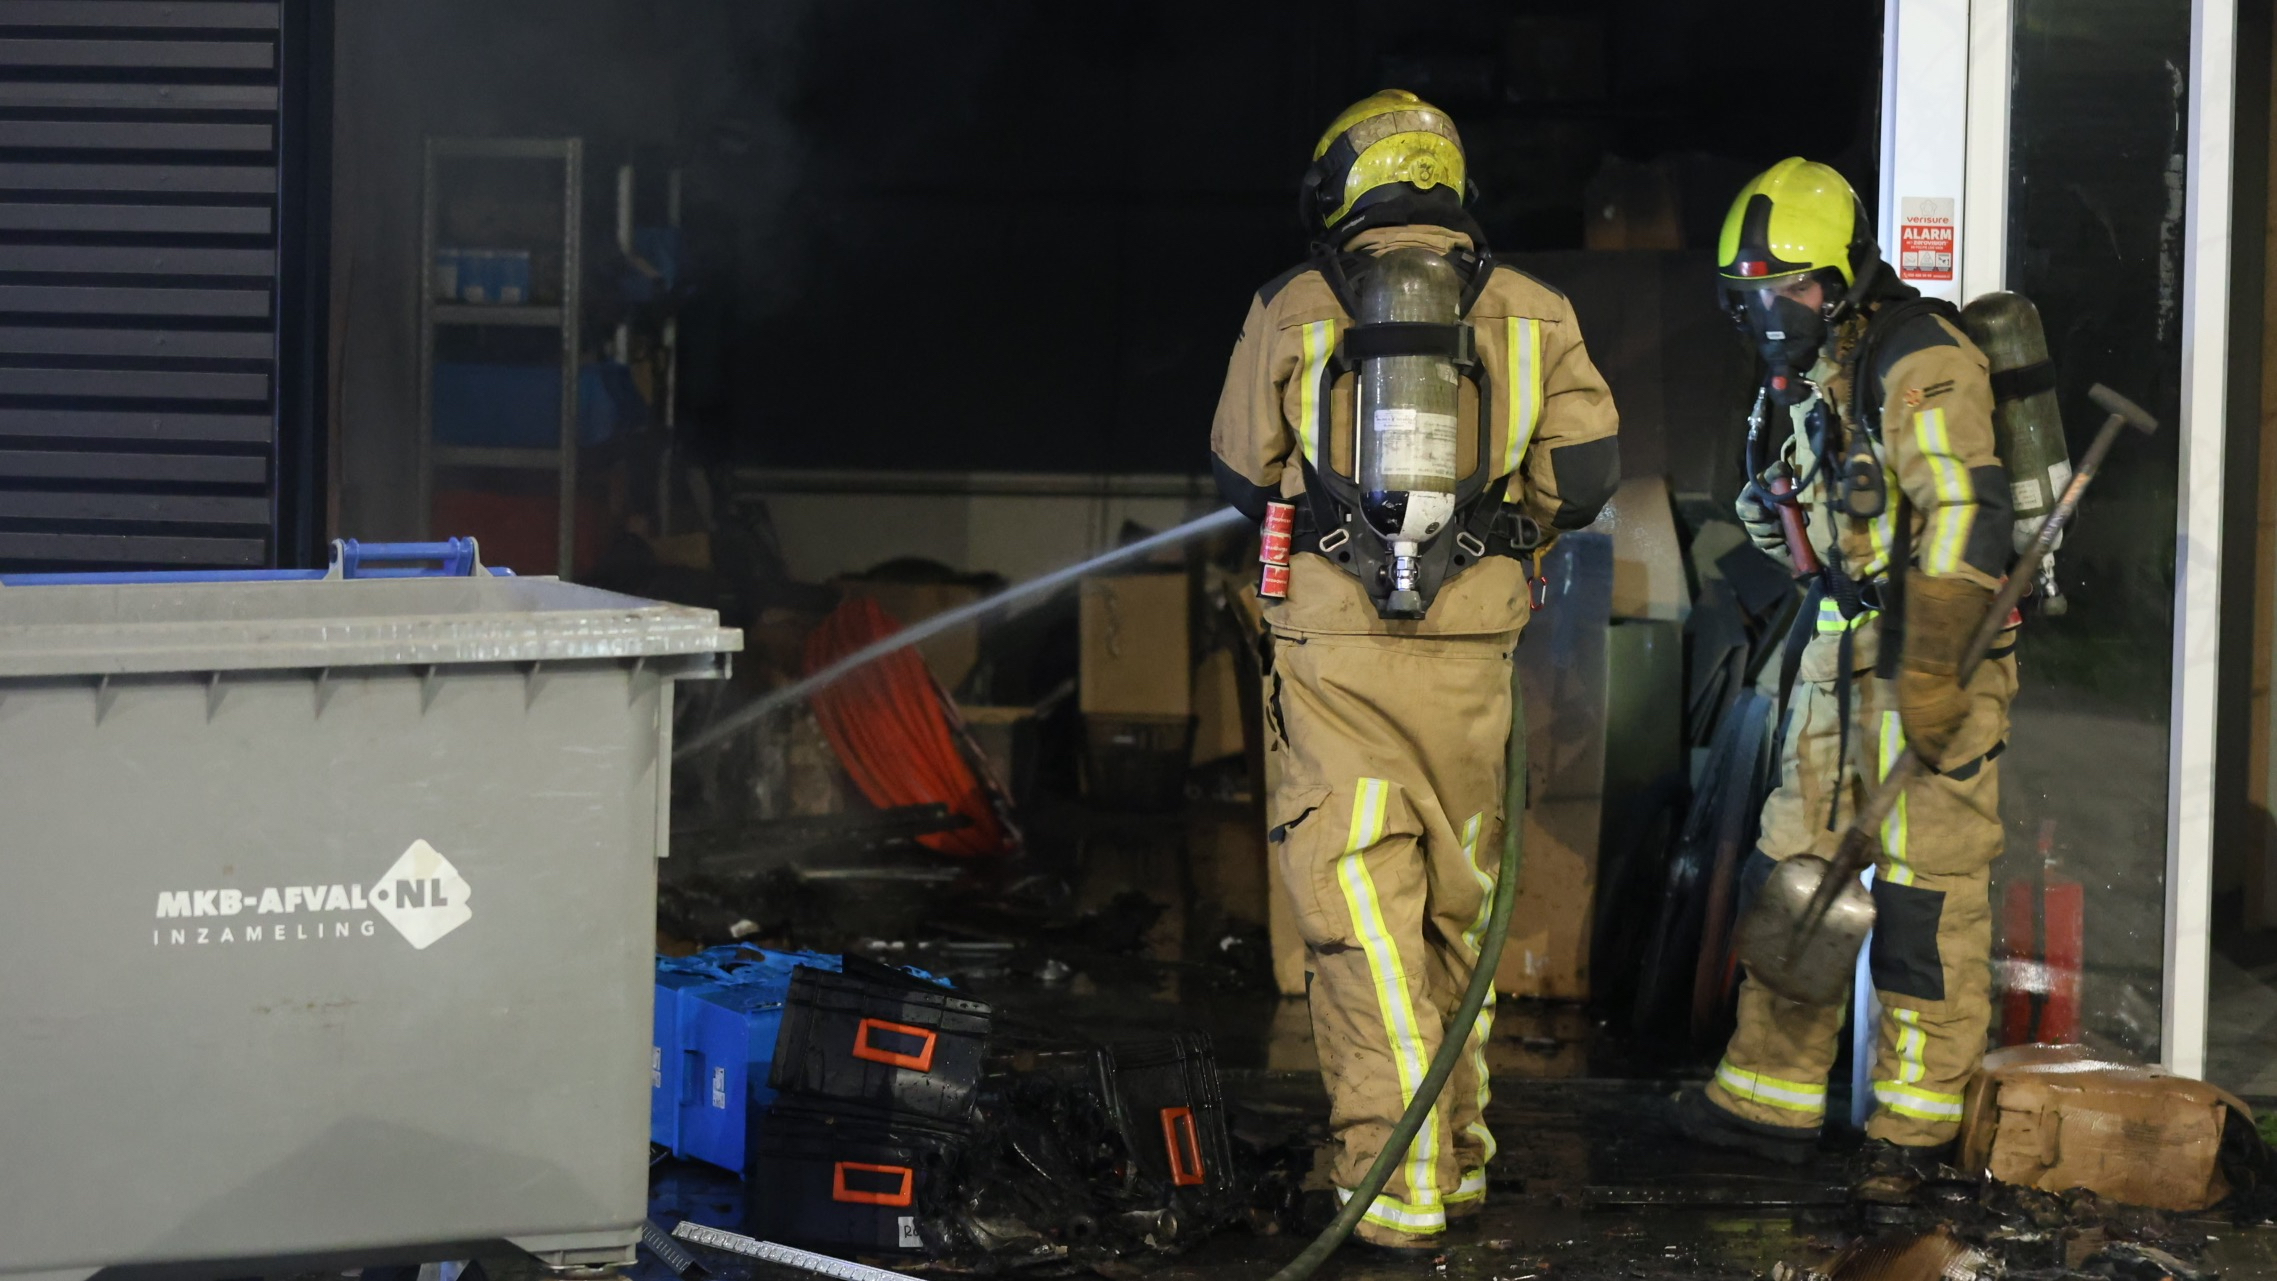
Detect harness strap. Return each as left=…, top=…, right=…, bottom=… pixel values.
left=1289, top=474, right=1540, bottom=562
left=1775, top=578, right=1820, bottom=730
left=1938, top=740, right=2006, bottom=782
left=1826, top=623, right=1858, bottom=833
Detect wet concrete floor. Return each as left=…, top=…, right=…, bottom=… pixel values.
left=637, top=1001, right=2277, bottom=1280
left=642, top=796, right=2277, bottom=1279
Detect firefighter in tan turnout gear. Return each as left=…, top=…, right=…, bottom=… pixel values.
left=1673, top=159, right=2018, bottom=1201
left=1211, top=90, right=1619, bottom=1249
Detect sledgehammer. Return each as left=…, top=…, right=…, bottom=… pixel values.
left=1744, top=384, right=2159, bottom=1001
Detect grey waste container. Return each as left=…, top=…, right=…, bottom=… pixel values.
left=0, top=542, right=740, bottom=1281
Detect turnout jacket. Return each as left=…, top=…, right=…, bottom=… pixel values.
left=1210, top=225, right=1620, bottom=637
left=1772, top=306, right=2011, bottom=670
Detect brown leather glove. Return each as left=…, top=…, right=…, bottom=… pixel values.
left=1897, top=570, right=1992, bottom=767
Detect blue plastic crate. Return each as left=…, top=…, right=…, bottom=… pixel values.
left=654, top=948, right=804, bottom=1155
left=653, top=948, right=842, bottom=1172
left=651, top=949, right=959, bottom=1175
left=679, top=980, right=801, bottom=1172
left=653, top=963, right=731, bottom=1149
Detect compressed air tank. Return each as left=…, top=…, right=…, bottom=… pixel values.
left=1959, top=291, right=2073, bottom=555
left=1355, top=247, right=1463, bottom=617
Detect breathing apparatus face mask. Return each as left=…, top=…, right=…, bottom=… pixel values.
left=1730, top=278, right=1832, bottom=405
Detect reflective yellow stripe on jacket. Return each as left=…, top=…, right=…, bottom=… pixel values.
left=1297, top=319, right=1336, bottom=464
left=1502, top=316, right=1543, bottom=501
left=1912, top=407, right=1976, bottom=576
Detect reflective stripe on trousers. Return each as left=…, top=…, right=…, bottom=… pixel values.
left=1336, top=1185, right=1447, bottom=1234
left=1714, top=1060, right=1828, bottom=1119
left=1457, top=811, right=1498, bottom=1168
left=1337, top=778, right=1444, bottom=1214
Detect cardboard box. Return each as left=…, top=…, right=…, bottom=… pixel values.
left=1493, top=802, right=1593, bottom=999
left=1959, top=1044, right=2254, bottom=1212
left=1080, top=573, right=1190, bottom=717
left=837, top=579, right=984, bottom=693
left=1190, top=645, right=1246, bottom=766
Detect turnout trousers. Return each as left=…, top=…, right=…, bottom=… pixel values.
left=1708, top=612, right=2017, bottom=1148
left=1266, top=629, right=1516, bottom=1245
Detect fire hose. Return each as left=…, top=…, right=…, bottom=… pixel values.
left=1266, top=677, right=1526, bottom=1280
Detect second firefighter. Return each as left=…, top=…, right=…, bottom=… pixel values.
left=1675, top=158, right=2019, bottom=1201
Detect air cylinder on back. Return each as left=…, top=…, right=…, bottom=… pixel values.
left=1355, top=247, right=1463, bottom=618
left=1959, top=291, right=2073, bottom=554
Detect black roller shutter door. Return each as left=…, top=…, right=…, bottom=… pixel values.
left=0, top=0, right=328, bottom=570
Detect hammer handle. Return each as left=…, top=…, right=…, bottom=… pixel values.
left=1767, top=475, right=1822, bottom=576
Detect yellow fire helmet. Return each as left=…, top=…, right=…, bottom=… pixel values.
left=1716, top=157, right=1877, bottom=298
left=1301, top=89, right=1468, bottom=235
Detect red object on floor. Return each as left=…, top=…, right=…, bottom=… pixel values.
left=1999, top=870, right=2085, bottom=1046
left=803, top=596, right=1010, bottom=857
left=2001, top=878, right=2037, bottom=1045
left=2040, top=879, right=2084, bottom=1043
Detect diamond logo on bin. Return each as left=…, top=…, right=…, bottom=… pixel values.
left=368, top=840, right=473, bottom=950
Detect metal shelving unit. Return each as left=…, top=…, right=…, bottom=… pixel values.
left=416, top=136, right=582, bottom=577
left=605, top=159, right=685, bottom=534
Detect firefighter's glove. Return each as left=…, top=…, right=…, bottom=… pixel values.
left=1897, top=570, right=1992, bottom=768
left=1736, top=476, right=1794, bottom=572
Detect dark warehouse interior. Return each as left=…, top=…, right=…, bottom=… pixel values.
left=8, top=1, right=2277, bottom=1279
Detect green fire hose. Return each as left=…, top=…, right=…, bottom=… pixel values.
left=1265, top=681, right=1527, bottom=1280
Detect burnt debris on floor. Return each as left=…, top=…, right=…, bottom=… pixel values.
left=628, top=531, right=2277, bottom=1281
left=640, top=753, right=2277, bottom=1281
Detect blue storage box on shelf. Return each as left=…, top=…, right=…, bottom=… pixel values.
left=437, top=246, right=533, bottom=305
left=433, top=362, right=643, bottom=451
